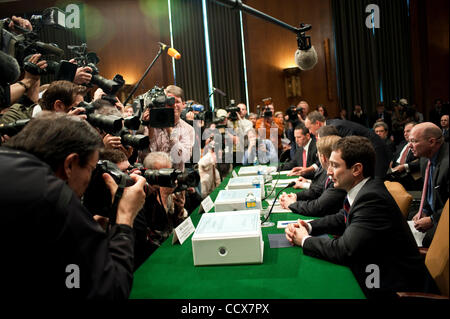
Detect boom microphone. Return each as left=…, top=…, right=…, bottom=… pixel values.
left=158, top=42, right=181, bottom=60
left=295, top=46, right=318, bottom=71
left=0, top=51, right=21, bottom=84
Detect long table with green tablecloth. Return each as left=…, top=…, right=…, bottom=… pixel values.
left=130, top=166, right=365, bottom=299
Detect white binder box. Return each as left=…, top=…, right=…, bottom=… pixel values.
left=192, top=211, right=264, bottom=266
left=226, top=175, right=266, bottom=197
left=214, top=188, right=262, bottom=212
left=238, top=165, right=277, bottom=176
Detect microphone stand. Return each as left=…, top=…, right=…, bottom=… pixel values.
left=123, top=45, right=163, bottom=106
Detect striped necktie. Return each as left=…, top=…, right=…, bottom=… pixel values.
left=418, top=160, right=431, bottom=219
left=343, top=196, right=350, bottom=224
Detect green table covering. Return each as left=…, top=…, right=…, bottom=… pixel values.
left=130, top=166, right=365, bottom=299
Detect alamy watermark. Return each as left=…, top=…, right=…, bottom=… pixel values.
left=365, top=4, right=380, bottom=29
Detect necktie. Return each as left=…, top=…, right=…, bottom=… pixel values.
left=324, top=176, right=331, bottom=189
left=343, top=196, right=350, bottom=224
left=399, top=144, right=411, bottom=165
left=302, top=149, right=307, bottom=168
left=418, top=160, right=431, bottom=219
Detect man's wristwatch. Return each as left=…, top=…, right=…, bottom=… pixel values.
left=16, top=80, right=30, bottom=92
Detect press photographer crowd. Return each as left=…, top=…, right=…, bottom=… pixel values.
left=0, top=9, right=448, bottom=300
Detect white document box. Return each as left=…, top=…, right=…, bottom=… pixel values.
left=238, top=165, right=269, bottom=176
left=214, top=188, right=262, bottom=212
left=226, top=175, right=265, bottom=197
left=192, top=211, right=264, bottom=266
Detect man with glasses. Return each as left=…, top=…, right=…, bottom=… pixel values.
left=409, top=122, right=449, bottom=247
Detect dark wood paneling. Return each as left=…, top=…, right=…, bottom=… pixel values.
left=243, top=0, right=338, bottom=116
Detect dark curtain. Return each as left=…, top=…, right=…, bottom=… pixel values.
left=207, top=1, right=245, bottom=109
left=375, top=0, right=412, bottom=107
left=332, top=0, right=412, bottom=115
left=170, top=0, right=209, bottom=106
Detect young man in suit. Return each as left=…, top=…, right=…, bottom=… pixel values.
left=278, top=124, right=319, bottom=179
left=410, top=122, right=449, bottom=248
left=285, top=136, right=436, bottom=298
left=279, top=135, right=347, bottom=217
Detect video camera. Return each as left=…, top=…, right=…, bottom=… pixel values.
left=83, top=160, right=199, bottom=218
left=262, top=97, right=273, bottom=118
left=1, top=8, right=66, bottom=66
left=23, top=56, right=77, bottom=82
left=136, top=86, right=175, bottom=128
left=285, top=105, right=302, bottom=122
left=68, top=43, right=125, bottom=96
left=180, top=102, right=213, bottom=124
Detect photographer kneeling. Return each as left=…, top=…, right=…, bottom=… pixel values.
left=0, top=112, right=146, bottom=299
left=133, top=152, right=187, bottom=269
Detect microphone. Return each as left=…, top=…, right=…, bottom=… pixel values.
left=158, top=42, right=181, bottom=60
left=261, top=181, right=295, bottom=225
left=212, top=87, right=226, bottom=96
left=295, top=46, right=318, bottom=71
left=0, top=51, right=21, bottom=84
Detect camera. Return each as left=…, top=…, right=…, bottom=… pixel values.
left=181, top=102, right=213, bottom=124
left=117, top=127, right=149, bottom=150
left=1, top=8, right=66, bottom=67
left=137, top=86, right=175, bottom=128
left=0, top=118, right=30, bottom=137
left=83, top=160, right=136, bottom=219
left=262, top=97, right=273, bottom=118
left=23, top=56, right=77, bottom=82
left=68, top=44, right=125, bottom=96
left=143, top=167, right=200, bottom=192
left=285, top=105, right=302, bottom=122
left=77, top=101, right=123, bottom=134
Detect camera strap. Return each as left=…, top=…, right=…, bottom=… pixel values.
left=110, top=174, right=127, bottom=223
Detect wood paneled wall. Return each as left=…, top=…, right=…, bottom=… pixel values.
left=243, top=0, right=338, bottom=116
left=1, top=0, right=447, bottom=117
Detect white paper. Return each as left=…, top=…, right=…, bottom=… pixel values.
left=407, top=220, right=425, bottom=247
left=201, top=195, right=214, bottom=213
left=271, top=170, right=291, bottom=176
left=277, top=219, right=313, bottom=228
left=172, top=217, right=195, bottom=245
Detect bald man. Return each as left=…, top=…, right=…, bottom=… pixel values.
left=409, top=122, right=449, bottom=247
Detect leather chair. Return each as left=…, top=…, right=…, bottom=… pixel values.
left=384, top=181, right=413, bottom=219
left=397, top=199, right=449, bottom=299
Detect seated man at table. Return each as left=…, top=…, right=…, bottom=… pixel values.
left=285, top=136, right=436, bottom=298
left=279, top=135, right=346, bottom=217
left=278, top=124, right=319, bottom=179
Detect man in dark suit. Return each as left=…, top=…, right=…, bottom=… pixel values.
left=389, top=122, right=421, bottom=190
left=305, top=111, right=390, bottom=178
left=278, top=124, right=319, bottom=179
left=410, top=122, right=449, bottom=248
left=285, top=136, right=436, bottom=298
left=280, top=135, right=346, bottom=217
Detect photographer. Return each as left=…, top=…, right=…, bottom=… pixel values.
left=0, top=53, right=47, bottom=124
left=255, top=102, right=284, bottom=155
left=141, top=85, right=194, bottom=171
left=242, top=128, right=278, bottom=165
left=133, top=152, right=187, bottom=269
left=0, top=112, right=146, bottom=299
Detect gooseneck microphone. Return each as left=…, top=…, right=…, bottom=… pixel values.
left=158, top=42, right=181, bottom=60
left=261, top=181, right=295, bottom=225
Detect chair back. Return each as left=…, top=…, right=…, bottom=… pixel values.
left=425, top=199, right=449, bottom=296
left=384, top=181, right=413, bottom=219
